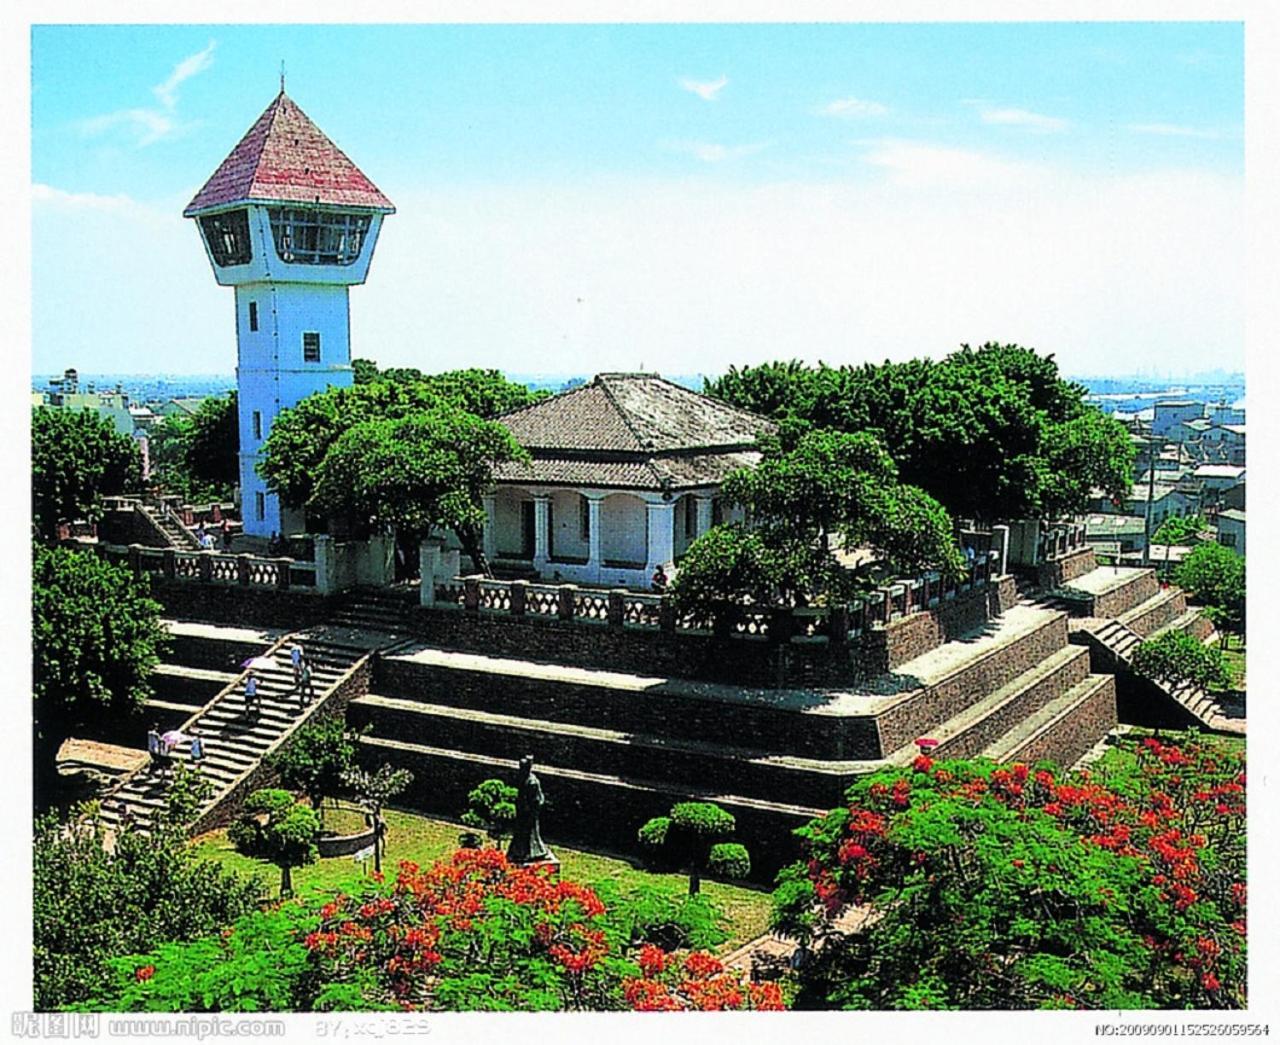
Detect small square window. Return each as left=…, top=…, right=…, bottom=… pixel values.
left=248, top=301, right=258, bottom=332
left=255, top=491, right=265, bottom=522
left=303, top=332, right=321, bottom=362
left=252, top=411, right=262, bottom=440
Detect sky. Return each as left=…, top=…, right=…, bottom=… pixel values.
left=30, top=22, right=1245, bottom=378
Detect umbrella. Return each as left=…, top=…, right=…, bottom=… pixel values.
left=161, top=730, right=186, bottom=749
left=241, top=656, right=276, bottom=671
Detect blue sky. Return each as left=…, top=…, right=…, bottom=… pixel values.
left=31, top=22, right=1244, bottom=377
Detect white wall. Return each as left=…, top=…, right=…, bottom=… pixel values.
left=601, top=493, right=648, bottom=566
left=493, top=486, right=532, bottom=558
left=549, top=489, right=589, bottom=561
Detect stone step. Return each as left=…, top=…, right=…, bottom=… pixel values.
left=1118, top=587, right=1189, bottom=639
left=351, top=694, right=882, bottom=809
left=981, top=674, right=1117, bottom=767
left=890, top=644, right=1092, bottom=762
left=357, top=734, right=822, bottom=882
left=1061, top=567, right=1159, bottom=619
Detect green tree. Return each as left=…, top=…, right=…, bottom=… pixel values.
left=773, top=741, right=1246, bottom=1009
left=1174, top=542, right=1246, bottom=638
left=32, top=406, right=141, bottom=540
left=706, top=344, right=1133, bottom=523
left=34, top=767, right=262, bottom=1010
left=183, top=391, right=239, bottom=496
left=638, top=801, right=751, bottom=896
left=267, top=718, right=366, bottom=828
left=228, top=789, right=321, bottom=897
left=1132, top=631, right=1233, bottom=692
left=672, top=428, right=964, bottom=620
left=341, top=763, right=414, bottom=873
left=461, top=778, right=519, bottom=848
left=32, top=543, right=167, bottom=783
left=1153, top=514, right=1208, bottom=547
left=259, top=371, right=542, bottom=512
left=307, top=409, right=528, bottom=573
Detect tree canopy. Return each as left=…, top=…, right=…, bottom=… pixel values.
left=184, top=391, right=239, bottom=494
left=306, top=408, right=528, bottom=571
left=35, top=769, right=262, bottom=1010
left=705, top=344, right=1133, bottom=523
left=228, top=789, right=322, bottom=897
left=1132, top=631, right=1233, bottom=692
left=1173, top=542, right=1245, bottom=636
left=638, top=801, right=750, bottom=896
left=267, top=718, right=366, bottom=827
left=772, top=736, right=1246, bottom=1009
left=33, top=543, right=167, bottom=772
left=672, top=427, right=964, bottom=615
left=32, top=406, right=141, bottom=540
left=258, top=370, right=540, bottom=552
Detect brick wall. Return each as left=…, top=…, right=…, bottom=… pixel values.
left=1091, top=571, right=1159, bottom=619
left=1037, top=547, right=1098, bottom=588
left=860, top=575, right=1019, bottom=674
left=357, top=738, right=814, bottom=883
left=1001, top=676, right=1117, bottom=766
left=152, top=582, right=336, bottom=632
left=1121, top=588, right=1188, bottom=638
left=371, top=655, right=884, bottom=760
left=875, top=613, right=1069, bottom=754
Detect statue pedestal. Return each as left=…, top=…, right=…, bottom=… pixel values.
left=515, top=851, right=560, bottom=875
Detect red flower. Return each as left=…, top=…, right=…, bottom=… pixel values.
left=913, top=755, right=934, bottom=773
left=682, top=951, right=725, bottom=979
left=1202, top=972, right=1221, bottom=992
left=638, top=943, right=668, bottom=978
left=135, top=965, right=155, bottom=982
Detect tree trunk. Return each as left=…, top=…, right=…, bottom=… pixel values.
left=688, top=865, right=702, bottom=896
left=457, top=525, right=490, bottom=578
left=373, top=812, right=384, bottom=874
left=281, top=863, right=293, bottom=897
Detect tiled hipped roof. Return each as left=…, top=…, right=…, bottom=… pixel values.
left=184, top=92, right=394, bottom=216
left=493, top=374, right=774, bottom=491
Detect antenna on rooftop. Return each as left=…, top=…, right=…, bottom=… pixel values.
left=280, top=60, right=286, bottom=94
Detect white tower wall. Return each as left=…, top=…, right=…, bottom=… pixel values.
left=234, top=281, right=355, bottom=537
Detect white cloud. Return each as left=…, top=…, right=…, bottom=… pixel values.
left=979, top=106, right=1070, bottom=133
left=678, top=75, right=728, bottom=102
left=80, top=41, right=215, bottom=147
left=662, top=139, right=769, bottom=163
left=858, top=139, right=1038, bottom=189
left=153, top=40, right=216, bottom=110
left=1127, top=122, right=1221, bottom=139
left=821, top=97, right=888, bottom=119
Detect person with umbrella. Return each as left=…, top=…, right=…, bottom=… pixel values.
left=243, top=670, right=260, bottom=719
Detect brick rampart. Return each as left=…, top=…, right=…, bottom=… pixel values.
left=153, top=583, right=337, bottom=632
left=1120, top=589, right=1188, bottom=638
left=999, top=676, right=1117, bottom=767
left=1090, top=571, right=1159, bottom=619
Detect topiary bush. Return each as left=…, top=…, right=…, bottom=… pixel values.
left=708, top=842, right=751, bottom=881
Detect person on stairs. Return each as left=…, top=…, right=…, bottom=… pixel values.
left=243, top=670, right=260, bottom=720
left=297, top=659, right=315, bottom=708
left=146, top=724, right=162, bottom=775
left=188, top=728, right=205, bottom=767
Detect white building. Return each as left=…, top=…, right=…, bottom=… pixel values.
left=476, top=373, right=773, bottom=589
left=183, top=90, right=394, bottom=539
left=1216, top=508, right=1246, bottom=557
left=1152, top=399, right=1206, bottom=438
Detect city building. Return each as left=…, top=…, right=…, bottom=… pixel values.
left=1216, top=508, right=1246, bottom=556
left=184, top=89, right=395, bottom=539
left=1151, top=399, right=1205, bottom=437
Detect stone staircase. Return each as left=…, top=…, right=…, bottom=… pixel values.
left=331, top=588, right=416, bottom=638
left=138, top=503, right=202, bottom=550
left=99, top=628, right=378, bottom=837
left=1079, top=619, right=1241, bottom=734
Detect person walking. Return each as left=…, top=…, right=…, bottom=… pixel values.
left=243, top=670, right=259, bottom=719
left=188, top=728, right=205, bottom=766
left=290, top=643, right=304, bottom=686
left=297, top=659, right=315, bottom=708
left=146, top=724, right=162, bottom=775
left=221, top=517, right=233, bottom=551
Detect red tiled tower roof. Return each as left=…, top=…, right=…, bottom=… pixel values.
left=183, top=91, right=394, bottom=217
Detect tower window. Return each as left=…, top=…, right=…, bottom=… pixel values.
left=268, top=207, right=371, bottom=266
left=252, top=411, right=262, bottom=440
left=255, top=492, right=265, bottom=522
left=199, top=209, right=253, bottom=267
left=303, top=332, right=321, bottom=363
left=248, top=301, right=258, bottom=332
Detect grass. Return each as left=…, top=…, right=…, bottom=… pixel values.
left=190, top=805, right=774, bottom=952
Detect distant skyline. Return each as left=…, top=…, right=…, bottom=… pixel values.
left=32, top=23, right=1244, bottom=377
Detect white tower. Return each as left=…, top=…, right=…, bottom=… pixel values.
left=184, top=90, right=394, bottom=539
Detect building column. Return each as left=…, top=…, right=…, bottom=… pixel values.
left=586, top=494, right=604, bottom=580
left=646, top=499, right=676, bottom=576
left=481, top=493, right=497, bottom=565
left=694, top=493, right=715, bottom=538
left=532, top=495, right=551, bottom=573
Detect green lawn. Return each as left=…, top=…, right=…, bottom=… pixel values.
left=190, top=806, right=773, bottom=952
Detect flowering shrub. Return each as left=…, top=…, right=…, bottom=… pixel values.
left=307, top=849, right=785, bottom=1011
left=76, top=848, right=780, bottom=1012
left=772, top=733, right=1246, bottom=1010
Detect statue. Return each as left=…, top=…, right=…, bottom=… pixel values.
left=506, top=754, right=555, bottom=866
